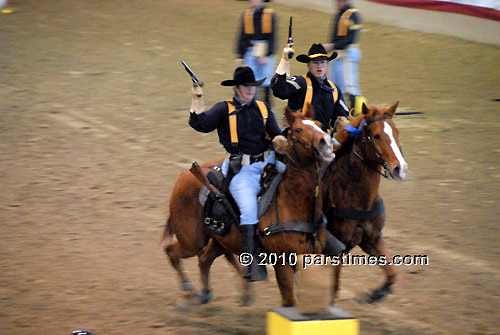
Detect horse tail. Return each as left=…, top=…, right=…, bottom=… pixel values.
left=161, top=217, right=174, bottom=242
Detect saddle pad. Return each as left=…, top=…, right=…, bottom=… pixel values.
left=199, top=185, right=210, bottom=206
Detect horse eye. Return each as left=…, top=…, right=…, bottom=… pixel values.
left=295, top=128, right=303, bottom=133
left=373, top=134, right=381, bottom=140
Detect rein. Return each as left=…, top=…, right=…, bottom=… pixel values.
left=260, top=122, right=326, bottom=240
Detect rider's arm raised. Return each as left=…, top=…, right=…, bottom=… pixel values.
left=270, top=73, right=305, bottom=101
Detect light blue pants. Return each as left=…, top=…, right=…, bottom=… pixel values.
left=244, top=42, right=276, bottom=87
left=329, top=47, right=362, bottom=96
left=222, top=151, right=283, bottom=225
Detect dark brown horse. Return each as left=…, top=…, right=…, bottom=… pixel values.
left=324, top=102, right=408, bottom=305
left=163, top=105, right=335, bottom=307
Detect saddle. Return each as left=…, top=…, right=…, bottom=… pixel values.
left=198, top=162, right=284, bottom=235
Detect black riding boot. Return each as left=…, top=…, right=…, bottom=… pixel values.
left=240, top=225, right=268, bottom=282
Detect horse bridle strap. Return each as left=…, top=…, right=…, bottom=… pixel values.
left=365, top=115, right=392, bottom=125
left=325, top=201, right=385, bottom=221
left=354, top=114, right=394, bottom=178
left=352, top=148, right=389, bottom=178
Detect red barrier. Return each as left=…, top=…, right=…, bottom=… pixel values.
left=366, top=0, right=500, bottom=21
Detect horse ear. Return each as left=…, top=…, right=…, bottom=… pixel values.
left=387, top=101, right=399, bottom=116
left=362, top=102, right=369, bottom=115
left=284, top=107, right=301, bottom=126
left=302, top=102, right=315, bottom=120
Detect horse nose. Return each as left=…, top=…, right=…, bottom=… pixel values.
left=393, top=163, right=408, bottom=180
left=319, top=136, right=332, bottom=150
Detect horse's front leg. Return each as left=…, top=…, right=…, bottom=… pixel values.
left=222, top=253, right=256, bottom=307
left=359, top=236, right=396, bottom=303
left=274, top=264, right=296, bottom=307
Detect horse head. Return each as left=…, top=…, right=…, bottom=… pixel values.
left=351, top=102, right=408, bottom=180
left=283, top=103, right=334, bottom=166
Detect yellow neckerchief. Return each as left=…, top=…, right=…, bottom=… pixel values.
left=226, top=99, right=268, bottom=145
left=301, top=75, right=339, bottom=115
left=243, top=7, right=274, bottom=35
left=337, top=8, right=359, bottom=36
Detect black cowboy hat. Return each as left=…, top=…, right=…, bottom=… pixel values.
left=221, top=66, right=266, bottom=86
left=296, top=43, right=338, bottom=63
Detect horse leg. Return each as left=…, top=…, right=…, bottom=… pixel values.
left=274, top=265, right=296, bottom=307
left=330, top=263, right=342, bottom=306
left=221, top=251, right=255, bottom=306
left=359, top=237, right=396, bottom=303
left=197, top=239, right=226, bottom=304
left=164, top=240, right=198, bottom=294
left=224, top=251, right=242, bottom=275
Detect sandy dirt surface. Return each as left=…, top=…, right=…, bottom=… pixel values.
left=1, top=0, right=500, bottom=334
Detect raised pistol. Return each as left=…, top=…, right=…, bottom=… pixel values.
left=181, top=60, right=201, bottom=86
left=287, top=16, right=294, bottom=59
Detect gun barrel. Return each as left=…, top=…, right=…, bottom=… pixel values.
left=287, top=16, right=294, bottom=58
left=181, top=60, right=200, bottom=84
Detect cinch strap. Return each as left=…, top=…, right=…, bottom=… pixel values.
left=226, top=100, right=268, bottom=145
left=244, top=8, right=274, bottom=35
left=337, top=8, right=358, bottom=37
left=325, top=201, right=385, bottom=221
left=301, top=76, right=338, bottom=115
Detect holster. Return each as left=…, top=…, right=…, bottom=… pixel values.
left=215, top=193, right=239, bottom=224
left=224, top=154, right=242, bottom=191
left=229, top=154, right=242, bottom=175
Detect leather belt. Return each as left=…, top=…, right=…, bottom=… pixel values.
left=226, top=150, right=270, bottom=166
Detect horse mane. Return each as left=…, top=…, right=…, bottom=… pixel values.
left=332, top=103, right=397, bottom=159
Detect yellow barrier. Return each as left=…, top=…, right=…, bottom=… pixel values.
left=266, top=306, right=359, bottom=335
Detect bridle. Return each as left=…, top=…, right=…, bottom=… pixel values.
left=353, top=115, right=395, bottom=179
left=287, top=118, right=321, bottom=165
left=287, top=118, right=329, bottom=228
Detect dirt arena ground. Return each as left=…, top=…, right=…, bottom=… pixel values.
left=1, top=0, right=499, bottom=334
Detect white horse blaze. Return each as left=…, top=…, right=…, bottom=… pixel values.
left=302, top=119, right=333, bottom=160
left=302, top=119, right=325, bottom=134
left=383, top=122, right=408, bottom=179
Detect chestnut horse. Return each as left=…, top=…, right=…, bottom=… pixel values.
left=324, top=102, right=408, bottom=305
left=163, top=106, right=334, bottom=307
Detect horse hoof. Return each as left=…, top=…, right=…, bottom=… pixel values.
left=197, top=289, right=213, bottom=304
left=180, top=281, right=195, bottom=292
left=175, top=299, right=190, bottom=311
left=357, top=284, right=393, bottom=304
left=238, top=293, right=254, bottom=307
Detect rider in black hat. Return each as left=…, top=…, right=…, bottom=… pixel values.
left=189, top=66, right=286, bottom=282
left=271, top=43, right=349, bottom=133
